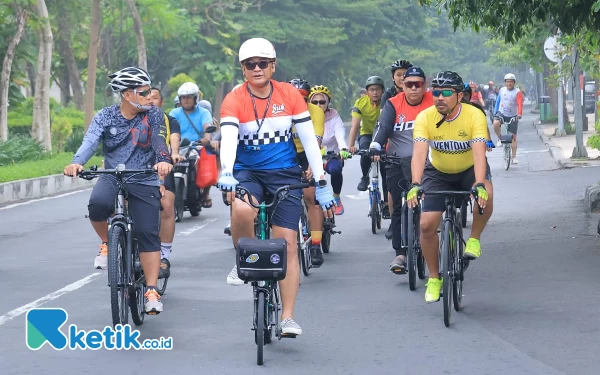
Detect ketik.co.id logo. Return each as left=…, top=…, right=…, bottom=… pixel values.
left=26, top=308, right=173, bottom=350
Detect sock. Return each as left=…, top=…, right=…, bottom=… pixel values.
left=160, top=242, right=172, bottom=260
left=311, top=231, right=322, bottom=245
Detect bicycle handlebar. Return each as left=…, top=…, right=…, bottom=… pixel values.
left=500, top=116, right=518, bottom=125
left=419, top=189, right=484, bottom=215
left=322, top=151, right=351, bottom=160
left=235, top=183, right=311, bottom=209
left=77, top=165, right=156, bottom=181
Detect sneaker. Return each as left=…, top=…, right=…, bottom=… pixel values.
left=224, top=220, right=231, bottom=236
left=496, top=140, right=502, bottom=147
left=144, top=288, right=163, bottom=314
left=389, top=255, right=406, bottom=274
left=385, top=223, right=393, bottom=240
left=159, top=258, right=171, bottom=279
left=310, top=243, right=324, bottom=267
left=94, top=243, right=108, bottom=270
left=382, top=204, right=391, bottom=219
left=280, top=318, right=302, bottom=336
left=226, top=265, right=244, bottom=286
left=334, top=197, right=344, bottom=215
left=357, top=177, right=369, bottom=191
left=464, top=238, right=482, bottom=260
left=425, top=277, right=443, bottom=303
left=512, top=158, right=519, bottom=164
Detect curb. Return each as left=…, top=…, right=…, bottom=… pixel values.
left=532, top=121, right=572, bottom=169
left=0, top=174, right=97, bottom=206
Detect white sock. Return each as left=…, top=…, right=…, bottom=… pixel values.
left=160, top=242, right=172, bottom=260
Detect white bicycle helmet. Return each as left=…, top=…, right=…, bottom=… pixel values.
left=238, top=38, right=276, bottom=62
left=504, top=73, right=516, bottom=82
left=108, top=67, right=151, bottom=92
left=177, top=82, right=200, bottom=99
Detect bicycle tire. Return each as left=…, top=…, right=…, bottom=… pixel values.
left=157, top=277, right=168, bottom=296
left=460, top=200, right=468, bottom=228
left=108, top=225, right=128, bottom=327
left=130, top=242, right=146, bottom=325
left=504, top=144, right=511, bottom=170
left=415, top=208, right=425, bottom=280
left=256, top=291, right=266, bottom=366
left=442, top=220, right=453, bottom=328
left=407, top=206, right=417, bottom=291
left=265, top=284, right=275, bottom=344
left=299, top=213, right=311, bottom=276
left=453, top=214, right=464, bottom=312
left=376, top=198, right=382, bottom=230
left=370, top=194, right=378, bottom=234
left=322, top=217, right=333, bottom=254
left=174, top=179, right=185, bottom=222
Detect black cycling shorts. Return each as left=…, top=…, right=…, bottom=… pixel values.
left=163, top=171, right=176, bottom=193
left=494, top=114, right=519, bottom=134
left=88, top=177, right=161, bottom=252
left=421, top=160, right=491, bottom=213
left=297, top=151, right=310, bottom=172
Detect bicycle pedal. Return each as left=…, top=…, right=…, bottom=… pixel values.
left=332, top=231, right=341, bottom=234
left=281, top=333, right=297, bottom=339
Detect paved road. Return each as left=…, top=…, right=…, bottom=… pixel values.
left=2, top=112, right=600, bottom=374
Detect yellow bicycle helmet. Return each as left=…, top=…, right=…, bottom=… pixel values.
left=309, top=85, right=332, bottom=100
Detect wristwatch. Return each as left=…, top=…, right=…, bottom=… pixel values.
left=316, top=179, right=327, bottom=187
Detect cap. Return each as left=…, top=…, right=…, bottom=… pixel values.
left=404, top=66, right=426, bottom=79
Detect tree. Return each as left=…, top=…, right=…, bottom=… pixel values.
left=84, top=0, right=101, bottom=131
left=31, top=0, right=53, bottom=151
left=126, top=0, right=147, bottom=70
left=55, top=1, right=85, bottom=110
left=0, top=1, right=28, bottom=142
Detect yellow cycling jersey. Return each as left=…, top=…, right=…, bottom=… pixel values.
left=351, top=95, right=381, bottom=135
left=293, top=103, right=324, bottom=153
left=413, top=103, right=488, bottom=174
left=158, top=113, right=172, bottom=148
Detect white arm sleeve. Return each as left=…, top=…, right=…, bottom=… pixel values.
left=219, top=124, right=239, bottom=174
left=332, top=116, right=348, bottom=150
left=295, top=119, right=326, bottom=180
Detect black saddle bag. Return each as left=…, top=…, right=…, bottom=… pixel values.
left=236, top=237, right=287, bottom=281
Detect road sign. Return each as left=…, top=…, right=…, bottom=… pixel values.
left=544, top=36, right=564, bottom=63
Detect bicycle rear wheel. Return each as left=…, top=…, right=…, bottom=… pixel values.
left=453, top=215, right=464, bottom=312
left=265, top=283, right=279, bottom=344
left=441, top=220, right=453, bottom=328
left=130, top=244, right=146, bottom=325
left=255, top=290, right=266, bottom=366
left=407, top=206, right=417, bottom=291
left=108, top=225, right=128, bottom=327
left=299, top=213, right=311, bottom=276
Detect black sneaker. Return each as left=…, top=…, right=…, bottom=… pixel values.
left=310, top=243, right=324, bottom=267
left=159, top=258, right=171, bottom=279
left=357, top=177, right=369, bottom=191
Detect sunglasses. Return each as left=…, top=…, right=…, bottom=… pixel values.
left=432, top=89, right=457, bottom=98
left=243, top=60, right=271, bottom=70
left=404, top=81, right=424, bottom=89
left=311, top=100, right=327, bottom=105
left=131, top=88, right=152, bottom=97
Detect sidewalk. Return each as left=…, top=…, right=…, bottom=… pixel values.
left=532, top=100, right=600, bottom=168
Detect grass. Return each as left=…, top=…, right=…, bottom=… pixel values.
left=0, top=153, right=103, bottom=183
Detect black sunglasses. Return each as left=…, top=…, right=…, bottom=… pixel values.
left=404, top=81, right=424, bottom=89
left=130, top=88, right=152, bottom=97
left=243, top=60, right=271, bottom=70
left=311, top=100, right=327, bottom=105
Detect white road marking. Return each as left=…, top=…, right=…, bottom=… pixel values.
left=345, top=191, right=370, bottom=200
left=0, top=272, right=102, bottom=327
left=176, top=218, right=218, bottom=236
left=0, top=189, right=91, bottom=211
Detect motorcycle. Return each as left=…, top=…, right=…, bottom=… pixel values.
left=173, top=138, right=203, bottom=222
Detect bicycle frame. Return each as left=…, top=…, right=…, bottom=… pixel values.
left=108, top=184, right=134, bottom=288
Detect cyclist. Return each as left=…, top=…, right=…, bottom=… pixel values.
left=169, top=82, right=214, bottom=208
left=217, top=37, right=335, bottom=336
left=309, top=84, right=351, bottom=215
left=492, top=73, right=523, bottom=164
left=149, top=87, right=182, bottom=279
left=381, top=59, right=413, bottom=107
left=484, top=81, right=497, bottom=113
left=407, top=71, right=494, bottom=304
left=462, top=84, right=496, bottom=152
left=348, top=76, right=389, bottom=217
left=369, top=66, right=433, bottom=274
left=63, top=66, right=173, bottom=314
left=289, top=78, right=327, bottom=266
left=469, top=82, right=486, bottom=108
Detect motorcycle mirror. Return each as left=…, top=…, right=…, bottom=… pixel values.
left=180, top=138, right=191, bottom=147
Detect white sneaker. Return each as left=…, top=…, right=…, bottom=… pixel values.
left=512, top=158, right=519, bottom=164
left=226, top=265, right=244, bottom=286
left=496, top=140, right=502, bottom=147
left=94, top=243, right=108, bottom=270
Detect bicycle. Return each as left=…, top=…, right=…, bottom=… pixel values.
left=417, top=188, right=482, bottom=327
left=379, top=155, right=426, bottom=289
left=356, top=150, right=384, bottom=234
left=321, top=151, right=346, bottom=253
left=235, top=182, right=309, bottom=366
left=298, top=196, right=312, bottom=276
left=496, top=115, right=518, bottom=170
left=79, top=164, right=157, bottom=328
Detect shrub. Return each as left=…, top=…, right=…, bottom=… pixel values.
left=0, top=136, right=48, bottom=166
left=167, top=73, right=196, bottom=93
left=51, top=116, right=73, bottom=153
left=564, top=122, right=576, bottom=135
left=587, top=134, right=600, bottom=150
left=0, top=152, right=103, bottom=183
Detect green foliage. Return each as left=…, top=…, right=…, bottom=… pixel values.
left=595, top=120, right=600, bottom=133
left=587, top=134, right=600, bottom=150
left=0, top=153, right=103, bottom=183
left=0, top=136, right=48, bottom=166
left=564, top=122, right=576, bottom=135
left=167, top=73, right=196, bottom=93
left=51, top=117, right=73, bottom=153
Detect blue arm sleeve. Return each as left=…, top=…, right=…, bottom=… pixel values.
left=494, top=93, right=501, bottom=114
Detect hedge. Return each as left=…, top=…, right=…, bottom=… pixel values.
left=0, top=153, right=103, bottom=183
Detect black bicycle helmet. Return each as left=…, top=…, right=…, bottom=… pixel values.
left=431, top=71, right=463, bottom=90
left=288, top=79, right=311, bottom=91
left=365, top=76, right=385, bottom=89
left=390, top=59, right=413, bottom=74
left=462, top=82, right=472, bottom=94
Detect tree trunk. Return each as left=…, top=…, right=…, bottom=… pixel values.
left=57, top=7, right=85, bottom=110
left=213, top=82, right=225, bottom=121
left=31, top=0, right=53, bottom=151
left=57, top=65, right=70, bottom=106
left=126, top=0, right=147, bottom=70
left=26, top=60, right=36, bottom=97
left=84, top=0, right=102, bottom=131
left=0, top=5, right=28, bottom=142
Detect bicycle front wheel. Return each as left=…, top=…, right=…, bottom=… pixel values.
left=370, top=194, right=378, bottom=234
left=255, top=291, right=266, bottom=366
left=453, top=215, right=464, bottom=312
left=504, top=144, right=512, bottom=170
left=441, top=220, right=453, bottom=328
left=407, top=206, right=417, bottom=291
left=130, top=244, right=146, bottom=325
left=108, top=225, right=128, bottom=327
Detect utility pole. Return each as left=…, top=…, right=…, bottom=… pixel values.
left=572, top=42, right=588, bottom=158
left=556, top=29, right=566, bottom=136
